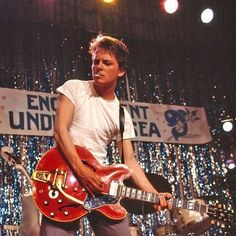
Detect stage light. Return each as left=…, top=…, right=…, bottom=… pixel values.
left=222, top=119, right=234, bottom=132
left=102, top=0, right=114, bottom=3
left=163, top=0, right=178, bottom=14
left=201, top=8, right=214, bottom=23
left=226, top=159, right=235, bottom=170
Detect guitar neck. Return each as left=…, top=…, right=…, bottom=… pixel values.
left=117, top=183, right=235, bottom=224
left=119, top=184, right=208, bottom=214
left=119, top=184, right=160, bottom=204
left=170, top=198, right=208, bottom=214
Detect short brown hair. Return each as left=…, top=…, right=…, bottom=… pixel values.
left=89, top=33, right=129, bottom=70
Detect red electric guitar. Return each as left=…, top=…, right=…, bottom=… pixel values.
left=31, top=146, right=234, bottom=225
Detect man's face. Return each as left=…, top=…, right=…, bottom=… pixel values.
left=91, top=48, right=125, bottom=87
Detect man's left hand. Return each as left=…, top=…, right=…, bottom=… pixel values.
left=153, top=192, right=172, bottom=212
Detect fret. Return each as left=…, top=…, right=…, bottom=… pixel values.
left=200, top=204, right=207, bottom=214
left=194, top=202, right=200, bottom=212
left=120, top=185, right=126, bottom=197
left=150, top=193, right=156, bottom=203
left=188, top=201, right=194, bottom=210
left=140, top=191, right=145, bottom=201
left=145, top=192, right=150, bottom=201
left=147, top=192, right=152, bottom=202
left=124, top=186, right=128, bottom=197
left=142, top=191, right=148, bottom=201
left=126, top=187, right=131, bottom=198
left=130, top=188, right=137, bottom=199
left=136, top=190, right=142, bottom=200
left=117, top=184, right=123, bottom=198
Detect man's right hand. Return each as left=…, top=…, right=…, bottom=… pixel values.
left=77, top=165, right=103, bottom=197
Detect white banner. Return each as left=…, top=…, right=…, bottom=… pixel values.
left=0, top=88, right=57, bottom=136
left=121, top=101, right=212, bottom=144
left=0, top=87, right=212, bottom=144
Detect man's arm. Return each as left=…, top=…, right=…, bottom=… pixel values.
left=53, top=94, right=103, bottom=195
left=117, top=139, right=172, bottom=211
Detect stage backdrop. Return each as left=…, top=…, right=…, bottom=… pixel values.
left=0, top=87, right=212, bottom=144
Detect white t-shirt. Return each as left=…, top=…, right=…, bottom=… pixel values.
left=57, top=79, right=135, bottom=164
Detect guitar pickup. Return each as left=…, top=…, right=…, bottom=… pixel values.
left=109, top=180, right=119, bottom=198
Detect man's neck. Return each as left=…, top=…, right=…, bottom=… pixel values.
left=93, top=83, right=116, bottom=101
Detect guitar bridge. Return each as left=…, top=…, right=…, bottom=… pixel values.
left=31, top=169, right=67, bottom=188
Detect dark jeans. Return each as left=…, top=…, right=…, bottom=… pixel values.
left=88, top=212, right=131, bottom=236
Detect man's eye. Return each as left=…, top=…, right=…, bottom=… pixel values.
left=103, top=61, right=112, bottom=66
left=93, top=60, right=99, bottom=65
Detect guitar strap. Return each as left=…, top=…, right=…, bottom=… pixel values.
left=119, top=105, right=125, bottom=164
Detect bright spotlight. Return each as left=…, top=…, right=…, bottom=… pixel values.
left=201, top=8, right=214, bottom=23
left=226, top=159, right=235, bottom=170
left=163, top=0, right=179, bottom=14
left=102, top=0, right=114, bottom=3
left=222, top=121, right=233, bottom=132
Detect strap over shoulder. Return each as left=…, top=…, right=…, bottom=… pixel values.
left=119, top=105, right=125, bottom=163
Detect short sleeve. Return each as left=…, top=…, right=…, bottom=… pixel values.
left=117, top=107, right=136, bottom=141
left=56, top=80, right=80, bottom=105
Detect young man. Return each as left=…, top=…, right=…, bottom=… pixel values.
left=40, top=33, right=172, bottom=236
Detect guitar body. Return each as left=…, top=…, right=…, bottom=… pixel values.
left=32, top=146, right=131, bottom=222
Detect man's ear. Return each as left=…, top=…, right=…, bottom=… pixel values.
left=118, top=68, right=125, bottom=78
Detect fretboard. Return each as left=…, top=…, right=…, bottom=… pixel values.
left=118, top=184, right=208, bottom=214
left=118, top=184, right=161, bottom=204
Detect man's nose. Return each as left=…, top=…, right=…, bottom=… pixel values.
left=96, top=61, right=103, bottom=69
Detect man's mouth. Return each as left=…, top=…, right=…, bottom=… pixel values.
left=94, top=73, right=103, bottom=77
